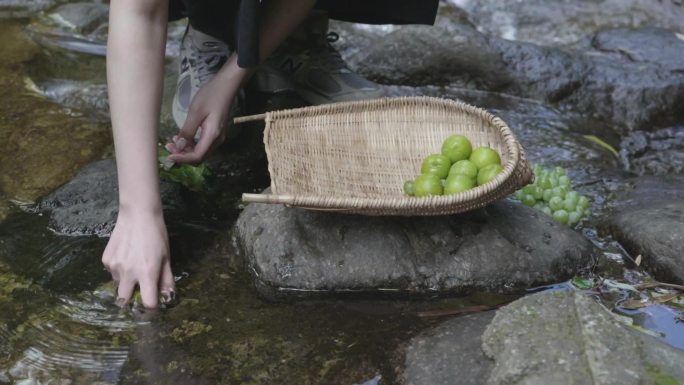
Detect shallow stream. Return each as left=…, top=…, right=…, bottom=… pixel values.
left=0, top=2, right=682, bottom=384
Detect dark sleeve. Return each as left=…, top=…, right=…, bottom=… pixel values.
left=236, top=0, right=260, bottom=68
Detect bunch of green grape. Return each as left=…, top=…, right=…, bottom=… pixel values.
left=513, top=165, right=591, bottom=226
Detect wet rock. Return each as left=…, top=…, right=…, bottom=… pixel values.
left=34, top=159, right=185, bottom=237
left=27, top=2, right=185, bottom=57
left=355, top=24, right=684, bottom=133
left=402, top=312, right=494, bottom=385
left=604, top=176, right=684, bottom=284
left=450, top=0, right=684, bottom=46
left=619, top=127, right=684, bottom=175
left=235, top=199, right=595, bottom=299
left=481, top=290, right=684, bottom=384
left=402, top=291, right=684, bottom=384
left=0, top=0, right=54, bottom=18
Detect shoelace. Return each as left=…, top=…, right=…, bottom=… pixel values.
left=305, top=32, right=349, bottom=72
left=191, top=45, right=228, bottom=86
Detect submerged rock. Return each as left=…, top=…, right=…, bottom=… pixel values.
left=402, top=291, right=684, bottom=384
left=604, top=176, right=684, bottom=284
left=0, top=23, right=111, bottom=205
left=0, top=0, right=54, bottom=18
left=34, top=159, right=185, bottom=237
left=235, top=199, right=595, bottom=298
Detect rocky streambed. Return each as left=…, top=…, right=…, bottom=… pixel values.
left=0, top=1, right=683, bottom=384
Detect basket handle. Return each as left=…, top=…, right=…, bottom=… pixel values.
left=242, top=193, right=294, bottom=205
left=233, top=113, right=266, bottom=125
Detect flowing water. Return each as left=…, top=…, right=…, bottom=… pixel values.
left=0, top=1, right=682, bottom=384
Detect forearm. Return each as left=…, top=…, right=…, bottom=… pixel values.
left=107, top=0, right=169, bottom=213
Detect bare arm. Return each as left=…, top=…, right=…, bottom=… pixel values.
left=103, top=0, right=174, bottom=308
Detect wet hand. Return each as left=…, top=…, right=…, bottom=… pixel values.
left=101, top=208, right=174, bottom=309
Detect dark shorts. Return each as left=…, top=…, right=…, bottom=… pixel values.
left=169, top=0, right=438, bottom=67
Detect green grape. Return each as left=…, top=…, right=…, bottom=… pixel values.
left=533, top=202, right=545, bottom=210
left=549, top=196, right=564, bottom=211
left=441, top=179, right=447, bottom=187
left=584, top=208, right=591, bottom=217
left=554, top=166, right=566, bottom=176
left=577, top=196, right=590, bottom=210
left=549, top=176, right=559, bottom=187
left=551, top=187, right=567, bottom=199
left=539, top=176, right=552, bottom=189
left=522, top=185, right=536, bottom=195
left=565, top=191, right=580, bottom=204
left=563, top=198, right=577, bottom=212
left=532, top=186, right=543, bottom=200
left=522, top=194, right=536, bottom=207
left=514, top=190, right=525, bottom=200
left=553, top=209, right=569, bottom=224
left=568, top=211, right=582, bottom=225
left=542, top=189, right=553, bottom=202
left=558, top=175, right=571, bottom=187
left=541, top=206, right=553, bottom=216
left=533, top=164, right=544, bottom=175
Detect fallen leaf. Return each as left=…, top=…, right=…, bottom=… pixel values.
left=634, top=254, right=642, bottom=266
left=584, top=135, right=619, bottom=157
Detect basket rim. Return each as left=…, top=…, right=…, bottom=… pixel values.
left=250, top=96, right=530, bottom=213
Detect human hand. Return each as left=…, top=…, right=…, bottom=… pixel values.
left=102, top=208, right=174, bottom=309
left=165, top=73, right=239, bottom=165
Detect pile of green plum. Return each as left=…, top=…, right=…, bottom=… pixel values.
left=513, top=165, right=591, bottom=226
left=404, top=135, right=504, bottom=197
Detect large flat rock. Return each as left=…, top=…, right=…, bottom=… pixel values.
left=401, top=291, right=684, bottom=384
left=235, top=200, right=595, bottom=298
left=605, top=176, right=684, bottom=284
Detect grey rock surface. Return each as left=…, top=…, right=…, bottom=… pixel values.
left=482, top=291, right=684, bottom=385
left=235, top=200, right=594, bottom=298
left=34, top=159, right=185, bottom=237
left=401, top=291, right=684, bottom=384
left=605, top=176, right=684, bottom=284
left=354, top=24, right=684, bottom=134
left=450, top=0, right=684, bottom=46
left=402, top=312, right=495, bottom=385
left=620, top=126, right=684, bottom=175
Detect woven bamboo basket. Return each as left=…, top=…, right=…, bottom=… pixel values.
left=235, top=96, right=533, bottom=216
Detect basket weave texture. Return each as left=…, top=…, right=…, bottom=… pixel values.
left=244, top=96, right=533, bottom=216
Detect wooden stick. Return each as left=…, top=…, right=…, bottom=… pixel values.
left=233, top=113, right=266, bottom=124
left=634, top=282, right=684, bottom=291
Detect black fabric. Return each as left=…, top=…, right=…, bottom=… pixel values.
left=315, top=0, right=439, bottom=25
left=168, top=0, right=439, bottom=68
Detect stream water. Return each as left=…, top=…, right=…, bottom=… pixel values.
left=0, top=1, right=682, bottom=384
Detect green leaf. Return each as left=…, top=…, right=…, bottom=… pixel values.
left=157, top=145, right=210, bottom=191
left=603, top=279, right=638, bottom=292
left=584, top=135, right=619, bottom=157
left=571, top=277, right=594, bottom=289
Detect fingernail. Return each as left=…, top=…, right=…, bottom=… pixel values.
left=160, top=289, right=177, bottom=305
left=175, top=137, right=187, bottom=151
left=115, top=297, right=128, bottom=308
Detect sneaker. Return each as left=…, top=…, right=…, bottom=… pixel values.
left=172, top=25, right=242, bottom=141
left=256, top=13, right=384, bottom=105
